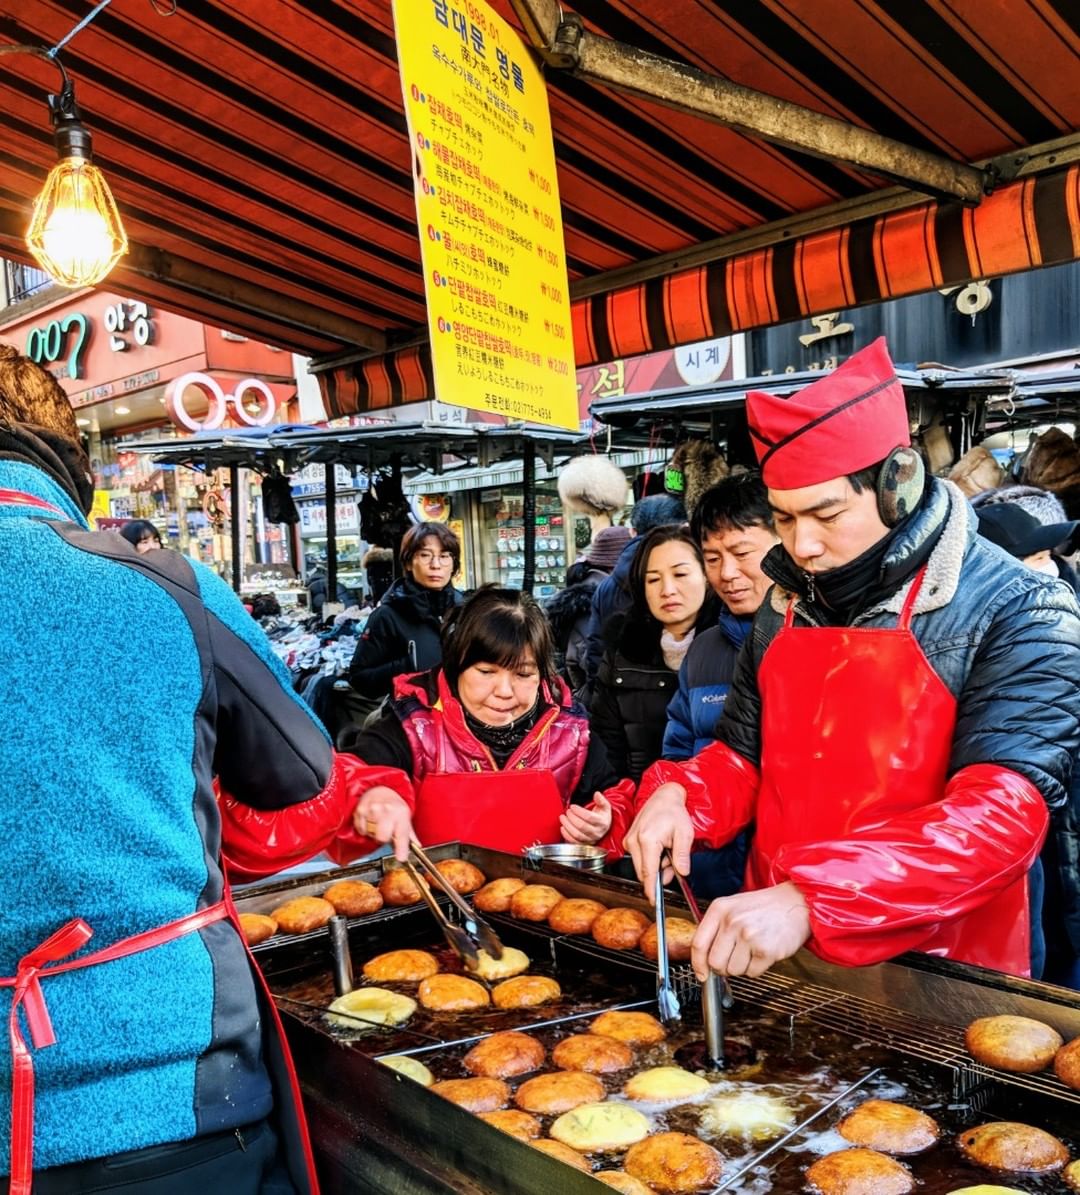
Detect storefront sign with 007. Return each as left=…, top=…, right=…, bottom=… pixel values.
left=167, top=372, right=278, bottom=432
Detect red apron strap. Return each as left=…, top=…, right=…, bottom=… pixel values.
left=0, top=903, right=228, bottom=1195
left=898, top=565, right=929, bottom=631
left=783, top=593, right=797, bottom=628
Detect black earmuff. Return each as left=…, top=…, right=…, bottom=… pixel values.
left=876, top=446, right=926, bottom=527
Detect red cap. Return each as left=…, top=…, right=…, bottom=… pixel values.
left=746, top=338, right=910, bottom=490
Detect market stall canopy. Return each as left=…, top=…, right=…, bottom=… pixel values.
left=3, top=2, right=1080, bottom=412
left=119, top=420, right=587, bottom=473
left=590, top=365, right=1018, bottom=450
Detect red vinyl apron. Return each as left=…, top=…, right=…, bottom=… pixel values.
left=753, top=565, right=1031, bottom=974
left=411, top=708, right=566, bottom=853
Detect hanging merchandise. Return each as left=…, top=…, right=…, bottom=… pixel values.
left=261, top=467, right=300, bottom=525
left=948, top=445, right=1004, bottom=499
left=358, top=459, right=413, bottom=549
left=556, top=455, right=628, bottom=537
left=1023, top=427, right=1080, bottom=517
left=665, top=440, right=729, bottom=517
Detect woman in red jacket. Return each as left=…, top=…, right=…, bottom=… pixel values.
left=344, top=585, right=634, bottom=858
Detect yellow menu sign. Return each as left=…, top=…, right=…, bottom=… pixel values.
left=394, top=0, right=578, bottom=429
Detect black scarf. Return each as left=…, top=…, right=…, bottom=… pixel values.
left=763, top=483, right=944, bottom=625
left=0, top=422, right=93, bottom=515
left=463, top=700, right=543, bottom=768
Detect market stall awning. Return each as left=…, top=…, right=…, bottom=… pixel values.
left=2, top=2, right=1079, bottom=405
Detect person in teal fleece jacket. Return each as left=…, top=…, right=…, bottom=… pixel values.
left=0, top=344, right=405, bottom=1195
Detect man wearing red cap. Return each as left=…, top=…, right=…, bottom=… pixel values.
left=625, top=337, right=1080, bottom=978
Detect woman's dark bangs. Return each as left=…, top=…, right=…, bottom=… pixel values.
left=460, top=607, right=534, bottom=673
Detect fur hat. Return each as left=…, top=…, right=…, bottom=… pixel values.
left=362, top=545, right=394, bottom=568
left=1023, top=428, right=1080, bottom=516
left=970, top=483, right=1069, bottom=526
left=666, top=440, right=730, bottom=519
left=947, top=445, right=1004, bottom=498
left=558, top=455, right=629, bottom=517
left=583, top=525, right=632, bottom=571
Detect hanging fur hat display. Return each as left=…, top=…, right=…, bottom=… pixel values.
left=557, top=455, right=629, bottom=518
left=261, top=468, right=300, bottom=525
left=1023, top=427, right=1080, bottom=517
left=359, top=464, right=413, bottom=549
left=665, top=440, right=730, bottom=519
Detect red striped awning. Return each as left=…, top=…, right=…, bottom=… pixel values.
left=1, top=1, right=1079, bottom=407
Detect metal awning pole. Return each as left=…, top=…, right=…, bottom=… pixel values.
left=522, top=440, right=536, bottom=596
left=229, top=462, right=241, bottom=594
left=325, top=462, right=338, bottom=609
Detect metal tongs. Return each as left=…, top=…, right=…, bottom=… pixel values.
left=653, top=866, right=683, bottom=1027
left=666, top=852, right=733, bottom=1069
left=401, top=842, right=504, bottom=972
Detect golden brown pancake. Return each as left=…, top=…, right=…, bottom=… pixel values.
left=463, top=1031, right=545, bottom=1079
left=322, top=879, right=383, bottom=917
left=595, top=1173, right=655, bottom=1194
left=238, top=912, right=277, bottom=946
left=548, top=898, right=607, bottom=935
left=591, top=1010, right=667, bottom=1045
left=270, top=896, right=336, bottom=934
left=552, top=1034, right=634, bottom=1074
left=591, top=907, right=650, bottom=950
left=956, top=1122, right=1069, bottom=1173
left=513, top=1070, right=606, bottom=1115
left=1054, top=1035, right=1080, bottom=1090
left=491, top=975, right=561, bottom=1009
left=478, top=1110, right=542, bottom=1141
left=473, top=877, right=527, bottom=913
left=639, top=917, right=696, bottom=963
left=805, top=1148, right=914, bottom=1194
left=430, top=1077, right=509, bottom=1112
left=417, top=973, right=491, bottom=1011
left=964, top=1015, right=1063, bottom=1073
left=510, top=884, right=565, bottom=921
left=529, top=1138, right=591, bottom=1172
left=624, top=1131, right=723, bottom=1193
left=435, top=858, right=486, bottom=894
left=361, top=949, right=439, bottom=983
left=836, top=1099, right=940, bottom=1155
left=379, top=868, right=423, bottom=907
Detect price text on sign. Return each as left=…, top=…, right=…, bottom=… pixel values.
left=393, top=0, right=577, bottom=430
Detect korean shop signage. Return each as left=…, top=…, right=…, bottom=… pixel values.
left=393, top=0, right=577, bottom=429
left=25, top=299, right=156, bottom=380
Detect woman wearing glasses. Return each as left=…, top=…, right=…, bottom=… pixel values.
left=348, top=522, right=463, bottom=701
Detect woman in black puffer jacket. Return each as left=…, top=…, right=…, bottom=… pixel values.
left=348, top=522, right=463, bottom=700
left=591, top=525, right=718, bottom=782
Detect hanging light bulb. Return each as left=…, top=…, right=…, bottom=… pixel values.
left=26, top=81, right=127, bottom=288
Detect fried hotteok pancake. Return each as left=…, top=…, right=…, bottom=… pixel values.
left=361, top=949, right=439, bottom=983
left=1054, top=1035, right=1080, bottom=1090
left=804, top=1148, right=914, bottom=1195
left=478, top=1110, right=541, bottom=1141
left=595, top=1173, right=655, bottom=1195
left=322, top=879, right=383, bottom=917
left=270, top=896, right=336, bottom=935
left=591, top=1010, right=667, bottom=1045
left=964, top=1015, right=1063, bottom=1073
left=238, top=913, right=277, bottom=946
left=418, top=973, right=491, bottom=1011
left=513, top=1070, right=605, bottom=1115
left=639, top=917, right=696, bottom=963
left=470, top=946, right=530, bottom=981
left=837, top=1099, right=940, bottom=1155
left=552, top=1034, right=634, bottom=1074
left=463, top=1031, right=545, bottom=1079
left=549, top=1102, right=651, bottom=1153
left=591, top=907, right=650, bottom=950
left=492, top=975, right=561, bottom=1009
left=379, top=868, right=423, bottom=906
left=430, top=1077, right=509, bottom=1112
left=529, top=1138, right=591, bottom=1172
left=623, top=1066, right=711, bottom=1103
left=956, top=1122, right=1069, bottom=1173
left=435, top=858, right=486, bottom=893
left=548, top=898, right=607, bottom=935
left=510, top=884, right=564, bottom=921
left=473, top=877, right=527, bottom=913
left=623, top=1131, right=723, bottom=1193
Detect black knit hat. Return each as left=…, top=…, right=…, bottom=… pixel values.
left=583, top=525, right=631, bottom=571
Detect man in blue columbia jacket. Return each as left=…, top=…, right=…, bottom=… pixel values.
left=663, top=473, right=778, bottom=897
